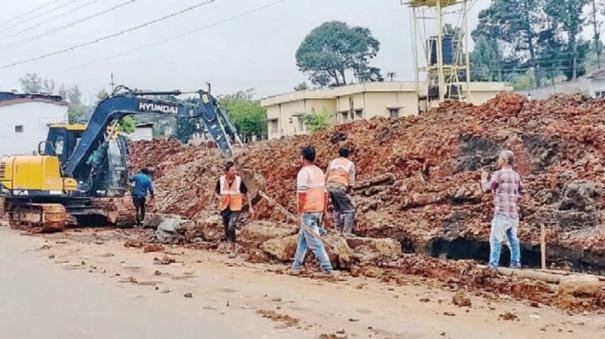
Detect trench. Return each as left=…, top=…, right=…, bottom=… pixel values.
left=408, top=237, right=605, bottom=275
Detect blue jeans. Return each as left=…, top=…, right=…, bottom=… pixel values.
left=489, top=214, right=521, bottom=267
left=292, top=213, right=333, bottom=273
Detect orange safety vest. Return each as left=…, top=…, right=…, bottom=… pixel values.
left=326, top=157, right=354, bottom=187
left=298, top=165, right=326, bottom=213
left=219, top=175, right=243, bottom=211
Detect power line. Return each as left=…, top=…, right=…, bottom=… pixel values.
left=0, top=0, right=60, bottom=27
left=1, top=0, right=80, bottom=32
left=54, top=0, right=287, bottom=75
left=0, top=0, right=136, bottom=49
left=0, top=0, right=100, bottom=42
left=0, top=0, right=216, bottom=70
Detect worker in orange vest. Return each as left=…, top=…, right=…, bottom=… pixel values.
left=326, top=147, right=356, bottom=234
left=214, top=161, right=254, bottom=258
left=291, top=146, right=334, bottom=275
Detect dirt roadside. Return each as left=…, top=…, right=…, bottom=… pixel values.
left=2, top=223, right=603, bottom=339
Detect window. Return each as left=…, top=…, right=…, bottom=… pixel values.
left=15, top=125, right=24, bottom=133
left=270, top=120, right=279, bottom=133
left=297, top=116, right=305, bottom=132
left=55, top=136, right=64, bottom=155
left=595, top=90, right=605, bottom=98
left=389, top=108, right=400, bottom=118
left=355, top=109, right=363, bottom=119
left=340, top=111, right=349, bottom=123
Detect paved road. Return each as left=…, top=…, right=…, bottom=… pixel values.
left=0, top=228, right=282, bottom=339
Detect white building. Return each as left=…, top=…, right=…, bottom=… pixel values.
left=0, top=92, right=68, bottom=156
left=588, top=69, right=605, bottom=98
left=130, top=123, right=154, bottom=141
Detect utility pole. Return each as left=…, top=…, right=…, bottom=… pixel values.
left=109, top=72, right=116, bottom=92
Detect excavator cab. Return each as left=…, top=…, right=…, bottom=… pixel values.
left=43, top=124, right=86, bottom=165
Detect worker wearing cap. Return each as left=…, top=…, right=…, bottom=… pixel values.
left=215, top=161, right=254, bottom=258
left=129, top=167, right=154, bottom=226
left=326, top=147, right=356, bottom=234
left=291, top=146, right=333, bottom=275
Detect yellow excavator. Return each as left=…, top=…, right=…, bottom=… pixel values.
left=0, top=86, right=243, bottom=232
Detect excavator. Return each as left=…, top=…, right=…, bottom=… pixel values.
left=0, top=85, right=244, bottom=232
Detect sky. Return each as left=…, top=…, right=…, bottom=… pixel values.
left=0, top=0, right=491, bottom=103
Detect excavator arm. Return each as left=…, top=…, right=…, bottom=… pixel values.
left=57, top=86, right=242, bottom=195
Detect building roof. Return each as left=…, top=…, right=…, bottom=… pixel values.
left=589, top=69, right=605, bottom=79
left=261, top=81, right=512, bottom=107
left=0, top=91, right=68, bottom=108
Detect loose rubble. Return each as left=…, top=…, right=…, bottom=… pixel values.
left=128, top=93, right=605, bottom=311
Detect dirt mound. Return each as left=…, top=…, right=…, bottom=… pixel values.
left=127, top=93, right=605, bottom=311
left=130, top=93, right=605, bottom=271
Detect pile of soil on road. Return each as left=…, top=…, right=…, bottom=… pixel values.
left=127, top=93, right=605, bottom=312
left=130, top=93, right=605, bottom=271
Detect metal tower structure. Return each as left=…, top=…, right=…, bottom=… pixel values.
left=404, top=0, right=472, bottom=112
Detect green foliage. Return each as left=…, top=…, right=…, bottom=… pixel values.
left=67, top=104, right=85, bottom=123
left=511, top=72, right=537, bottom=90
left=296, top=21, right=382, bottom=87
left=97, top=89, right=109, bottom=101
left=174, top=117, right=199, bottom=144
left=119, top=116, right=136, bottom=135
left=219, top=89, right=266, bottom=140
left=19, top=73, right=43, bottom=92
left=472, top=0, right=596, bottom=86
left=294, top=81, right=309, bottom=91
left=303, top=109, right=333, bottom=132
left=471, top=36, right=503, bottom=81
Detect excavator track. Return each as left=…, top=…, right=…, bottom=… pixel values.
left=8, top=203, right=66, bottom=232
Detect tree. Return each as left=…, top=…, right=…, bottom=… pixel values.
left=303, top=109, right=333, bottom=132
left=510, top=72, right=537, bottom=90
left=545, top=0, right=590, bottom=80
left=471, top=36, right=503, bottom=81
left=590, top=0, right=603, bottom=68
left=473, top=0, right=545, bottom=86
left=219, top=89, right=266, bottom=141
left=19, top=73, right=42, bottom=92
left=42, top=79, right=55, bottom=94
left=174, top=117, right=199, bottom=144
left=296, top=21, right=382, bottom=87
left=294, top=81, right=309, bottom=91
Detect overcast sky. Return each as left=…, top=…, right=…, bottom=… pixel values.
left=0, top=0, right=490, bottom=103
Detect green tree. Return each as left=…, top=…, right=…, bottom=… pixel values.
left=473, top=0, right=545, bottom=86
left=544, top=0, right=590, bottom=80
left=294, top=81, right=309, bottom=91
left=471, top=36, right=503, bottom=81
left=296, top=21, right=382, bottom=87
left=19, top=73, right=43, bottom=92
left=303, top=109, right=333, bottom=132
left=219, top=89, right=266, bottom=141
left=511, top=72, right=537, bottom=90
left=174, top=117, right=199, bottom=143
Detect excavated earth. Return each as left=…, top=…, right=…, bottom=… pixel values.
left=128, top=93, right=605, bottom=312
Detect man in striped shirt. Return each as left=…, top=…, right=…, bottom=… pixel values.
left=481, top=150, right=525, bottom=268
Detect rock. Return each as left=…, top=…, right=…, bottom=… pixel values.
left=239, top=221, right=297, bottom=247
left=184, top=292, right=193, bottom=298
left=555, top=275, right=604, bottom=310
left=346, top=236, right=401, bottom=261
left=261, top=235, right=298, bottom=262
left=143, top=244, right=165, bottom=253
left=154, top=214, right=196, bottom=243
left=324, top=234, right=354, bottom=267
left=452, top=291, right=472, bottom=307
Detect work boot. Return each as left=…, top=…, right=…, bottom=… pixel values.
left=228, top=251, right=237, bottom=259
left=288, top=269, right=301, bottom=276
